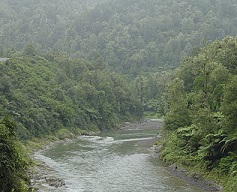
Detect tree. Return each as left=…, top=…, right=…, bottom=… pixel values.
left=0, top=117, right=29, bottom=192
left=164, top=77, right=191, bottom=130
left=23, top=44, right=36, bottom=56
left=221, top=76, right=237, bottom=133
left=160, top=36, right=237, bottom=192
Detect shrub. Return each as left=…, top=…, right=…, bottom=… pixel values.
left=0, top=117, right=29, bottom=192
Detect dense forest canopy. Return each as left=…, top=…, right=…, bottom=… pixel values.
left=0, top=50, right=144, bottom=140
left=0, top=0, right=237, bottom=148
left=0, top=0, right=237, bottom=154
left=1, top=0, right=237, bottom=75
left=161, top=36, right=237, bottom=191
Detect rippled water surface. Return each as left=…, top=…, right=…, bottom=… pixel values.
left=35, top=126, right=202, bottom=192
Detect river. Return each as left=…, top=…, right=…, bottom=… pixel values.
left=33, top=121, right=202, bottom=192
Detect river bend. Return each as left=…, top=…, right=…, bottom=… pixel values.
left=34, top=124, right=201, bottom=192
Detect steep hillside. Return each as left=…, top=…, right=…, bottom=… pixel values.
left=0, top=49, right=142, bottom=139
left=0, top=0, right=237, bottom=75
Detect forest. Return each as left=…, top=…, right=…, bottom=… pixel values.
left=161, top=36, right=237, bottom=191
left=0, top=48, right=144, bottom=139
left=1, top=0, right=237, bottom=75
left=0, top=0, right=237, bottom=191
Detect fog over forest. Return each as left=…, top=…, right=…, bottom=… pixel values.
left=1, top=0, right=237, bottom=74
left=1, top=0, right=237, bottom=191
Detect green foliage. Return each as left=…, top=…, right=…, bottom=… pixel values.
left=163, top=77, right=191, bottom=130
left=218, top=153, right=237, bottom=175
left=221, top=76, right=237, bottom=133
left=225, top=176, right=237, bottom=192
left=196, top=130, right=228, bottom=169
left=177, top=124, right=201, bottom=152
left=159, top=132, right=182, bottom=164
left=0, top=117, right=29, bottom=192
left=2, top=0, right=235, bottom=123
left=55, top=129, right=74, bottom=140
left=0, top=0, right=237, bottom=75
left=0, top=51, right=142, bottom=139
left=1, top=0, right=237, bottom=189
left=221, top=137, right=237, bottom=155
left=161, top=36, right=237, bottom=191
left=143, top=111, right=159, bottom=119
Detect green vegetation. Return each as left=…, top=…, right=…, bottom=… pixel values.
left=0, top=50, right=143, bottom=140
left=0, top=49, right=144, bottom=190
left=160, top=36, right=237, bottom=191
left=0, top=0, right=237, bottom=191
left=0, top=117, right=30, bottom=192
left=1, top=0, right=237, bottom=75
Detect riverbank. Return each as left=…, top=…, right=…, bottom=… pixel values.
left=29, top=119, right=162, bottom=191
left=120, top=119, right=222, bottom=192
left=29, top=156, right=66, bottom=191
left=28, top=131, right=99, bottom=191
left=165, top=165, right=222, bottom=192
left=29, top=139, right=69, bottom=191
left=29, top=119, right=222, bottom=191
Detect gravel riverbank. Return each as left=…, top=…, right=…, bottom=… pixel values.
left=29, top=141, right=68, bottom=191
left=29, top=158, right=66, bottom=191
left=165, top=166, right=222, bottom=192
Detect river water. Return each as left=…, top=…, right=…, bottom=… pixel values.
left=34, top=124, right=202, bottom=192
